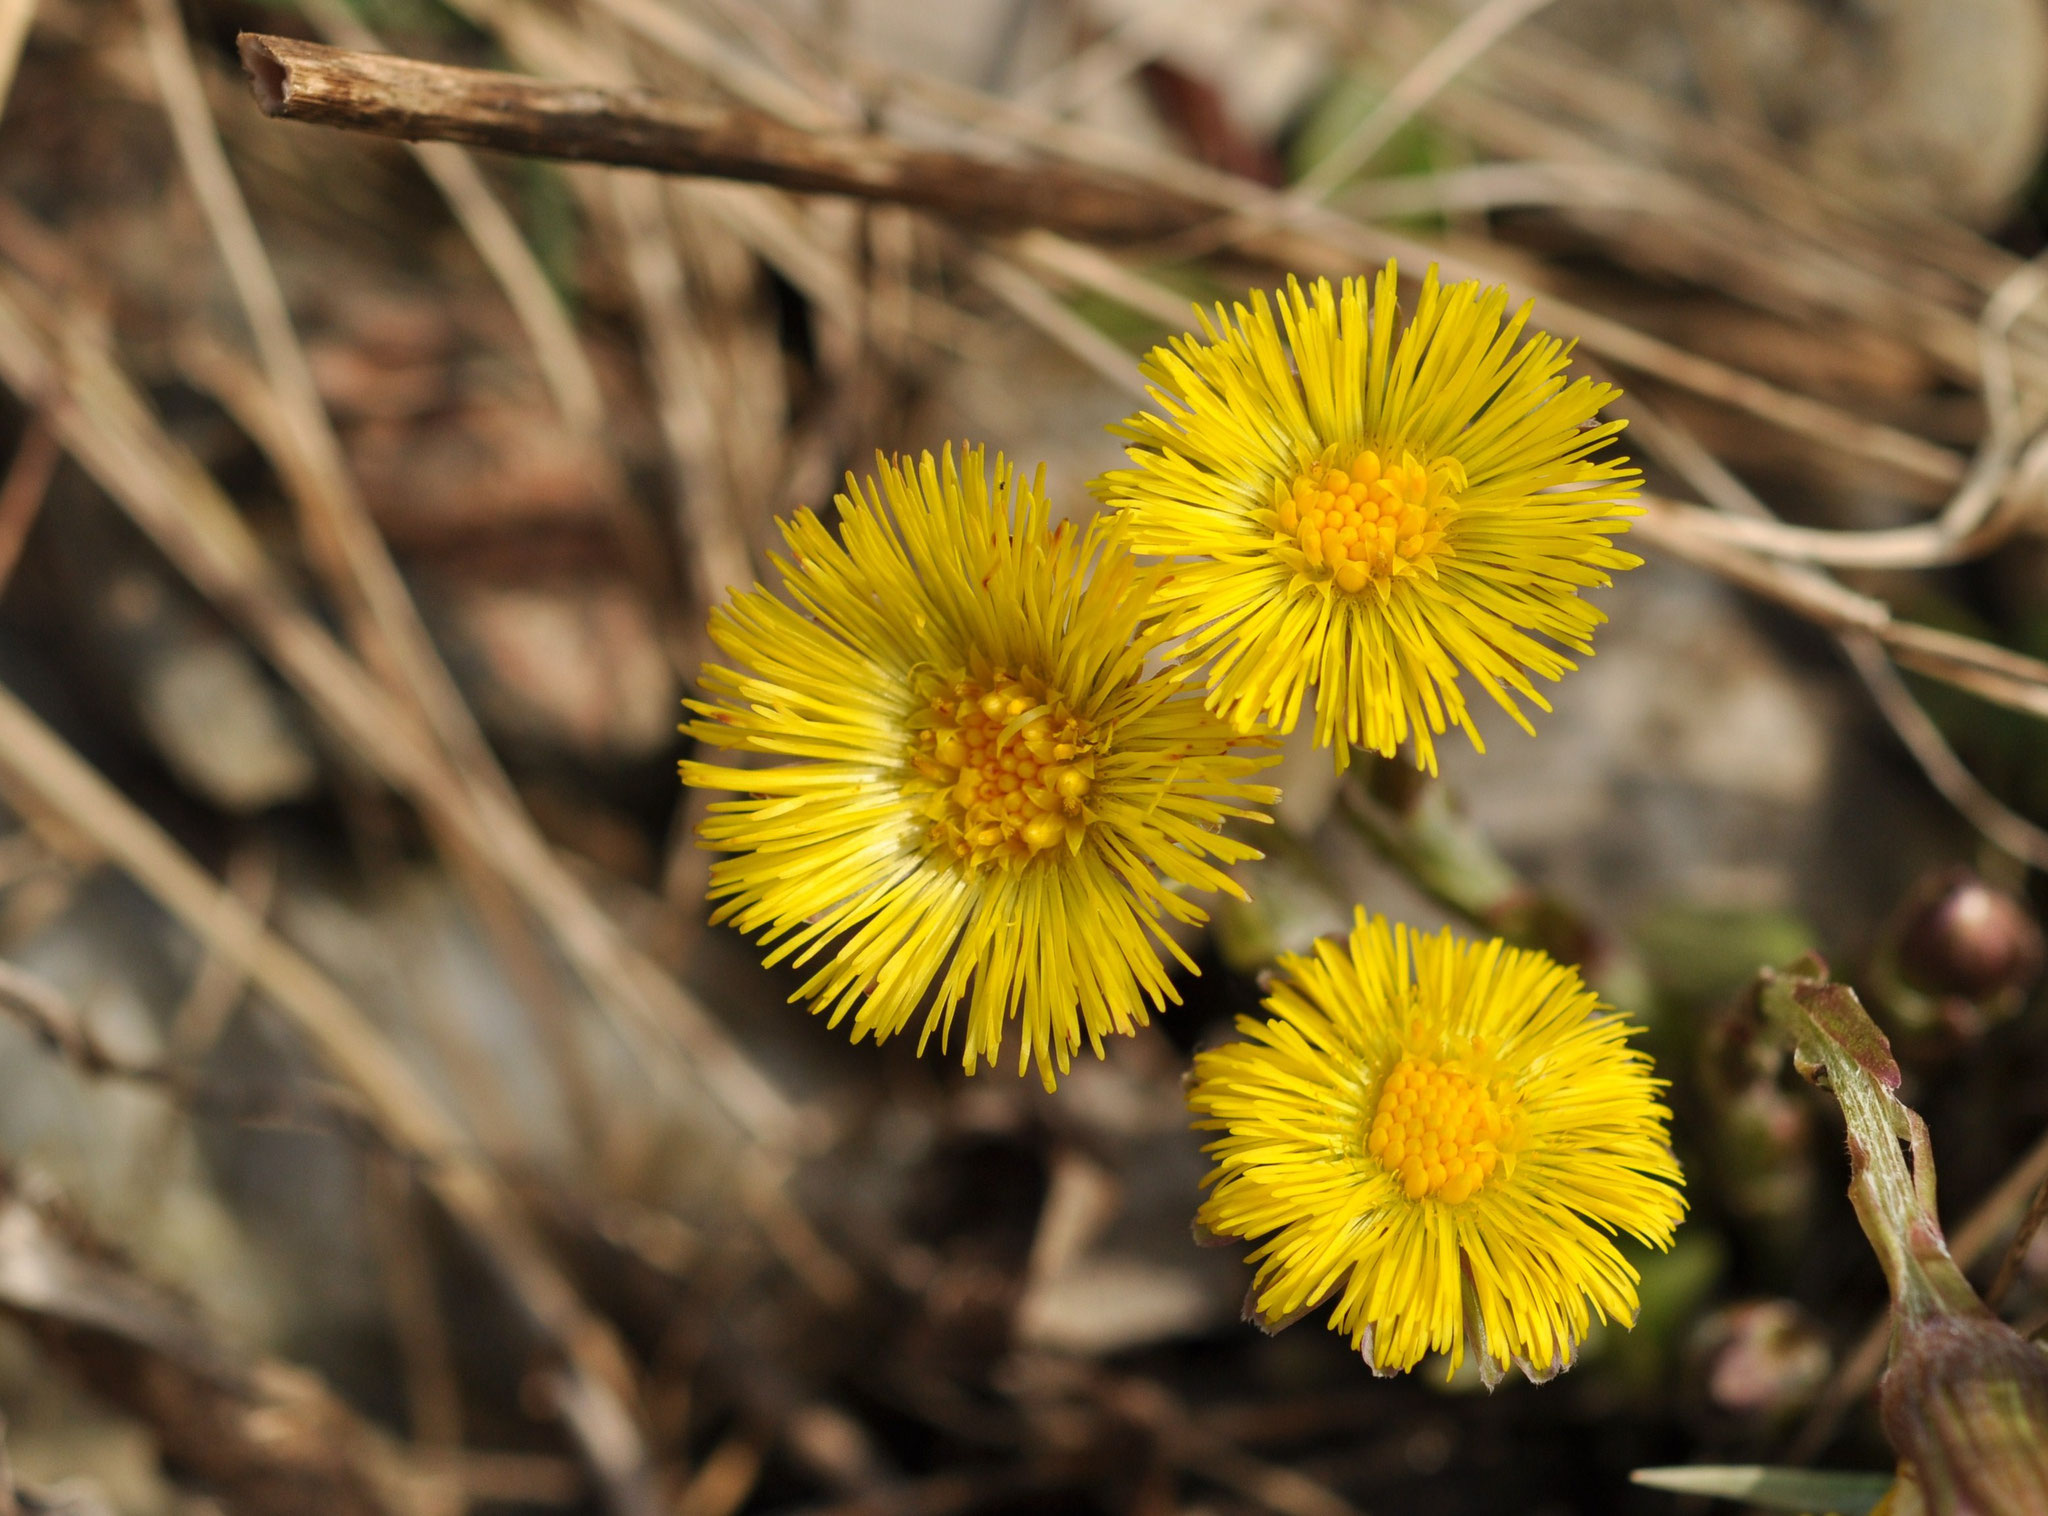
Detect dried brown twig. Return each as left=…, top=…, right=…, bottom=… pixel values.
left=237, top=35, right=1214, bottom=243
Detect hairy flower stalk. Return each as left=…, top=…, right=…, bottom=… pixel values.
left=1097, top=263, right=1641, bottom=772
left=681, top=446, right=1277, bottom=1088
left=1189, top=911, right=1684, bottom=1383
left=1756, top=960, right=2048, bottom=1516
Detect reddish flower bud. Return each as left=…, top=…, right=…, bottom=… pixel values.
left=1897, top=870, right=2042, bottom=1006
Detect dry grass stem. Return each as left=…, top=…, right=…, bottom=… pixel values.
left=164, top=841, right=277, bottom=1068
left=1099, top=1375, right=1363, bottom=1516
left=578, top=0, right=838, bottom=129
left=362, top=1150, right=468, bottom=1513
left=296, top=0, right=607, bottom=441
left=1294, top=0, right=1562, bottom=199
left=1839, top=635, right=2048, bottom=872
left=0, top=409, right=55, bottom=595
left=868, top=57, right=1973, bottom=486
left=1007, top=230, right=1193, bottom=327
left=143, top=0, right=521, bottom=824
left=0, top=0, right=36, bottom=123
left=969, top=251, right=1148, bottom=396
left=1632, top=502, right=2048, bottom=722
left=671, top=1432, right=767, bottom=1516
left=605, top=168, right=753, bottom=610
left=169, top=326, right=620, bottom=1146
left=1988, top=1176, right=2048, bottom=1311
left=1620, top=384, right=2048, bottom=865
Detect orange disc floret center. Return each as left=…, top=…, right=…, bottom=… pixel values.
left=1275, top=448, right=1461, bottom=594
left=910, top=670, right=1097, bottom=870
left=1366, top=1054, right=1506, bottom=1204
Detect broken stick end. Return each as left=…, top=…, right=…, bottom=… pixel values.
left=236, top=34, right=291, bottom=117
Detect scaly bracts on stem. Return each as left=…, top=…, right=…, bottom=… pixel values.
left=1754, top=959, right=2048, bottom=1516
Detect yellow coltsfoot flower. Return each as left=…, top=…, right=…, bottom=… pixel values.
left=1188, top=910, right=1684, bottom=1383
left=1096, top=263, right=1642, bottom=772
left=681, top=445, right=1277, bottom=1089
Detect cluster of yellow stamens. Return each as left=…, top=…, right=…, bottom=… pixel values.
left=1274, top=448, right=1461, bottom=594
left=1366, top=1052, right=1509, bottom=1204
left=911, top=670, right=1096, bottom=870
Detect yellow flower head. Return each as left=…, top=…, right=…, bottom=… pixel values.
left=681, top=446, right=1277, bottom=1089
left=1188, top=911, right=1684, bottom=1383
left=1096, top=263, right=1641, bottom=773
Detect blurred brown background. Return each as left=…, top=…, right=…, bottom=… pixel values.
left=0, top=0, right=2046, bottom=1512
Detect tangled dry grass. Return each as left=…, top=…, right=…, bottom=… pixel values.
left=0, top=1, right=2047, bottom=1513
